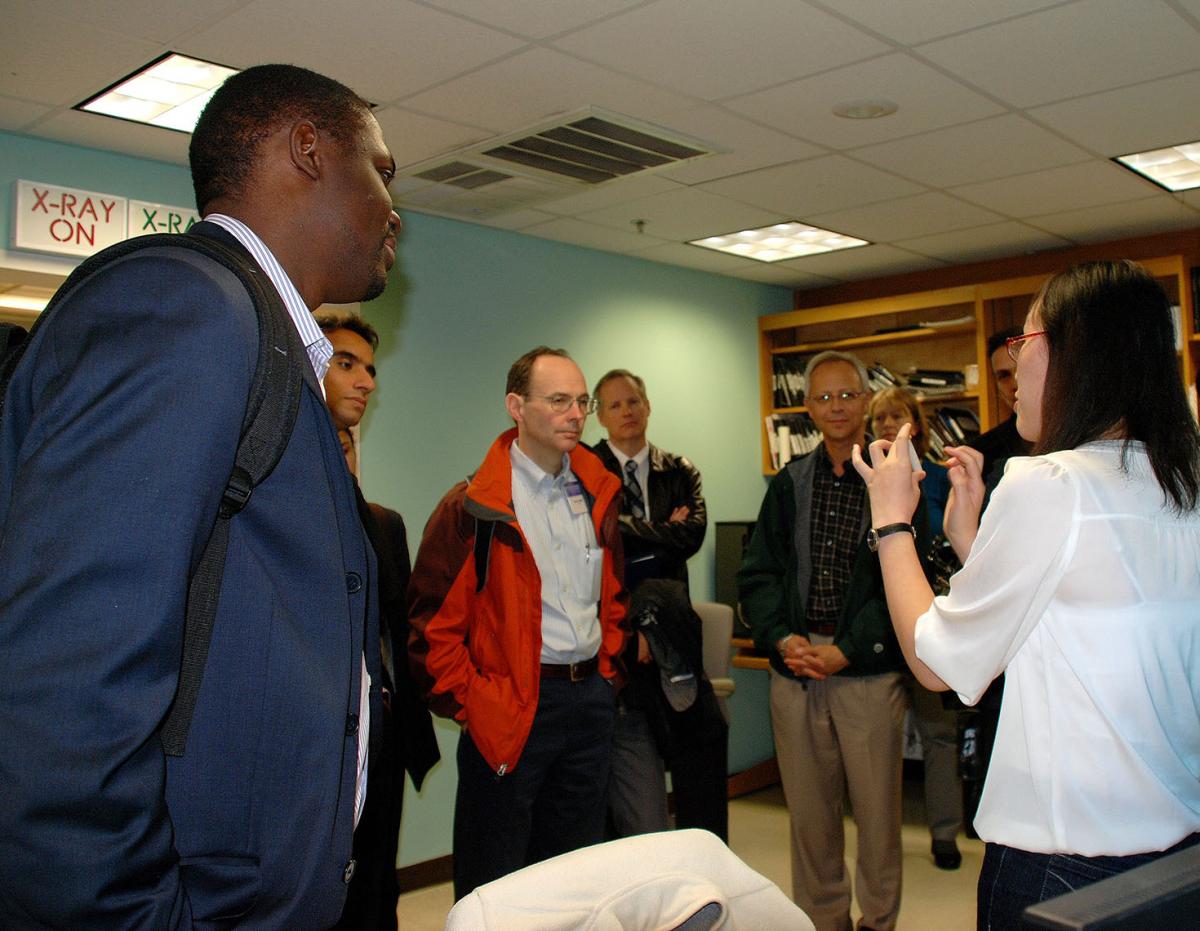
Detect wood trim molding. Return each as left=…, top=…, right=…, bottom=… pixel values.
left=396, top=854, right=453, bottom=893
left=793, top=227, right=1200, bottom=309
left=727, top=757, right=780, bottom=798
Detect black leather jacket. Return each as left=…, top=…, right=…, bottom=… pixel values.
left=591, top=441, right=707, bottom=590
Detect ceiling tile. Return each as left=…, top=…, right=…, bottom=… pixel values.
left=1177, top=0, right=1200, bottom=19
left=551, top=0, right=888, bottom=100
left=476, top=208, right=559, bottom=230
left=522, top=216, right=670, bottom=253
left=1028, top=196, right=1200, bottom=242
left=372, top=106, right=493, bottom=170
left=0, top=4, right=162, bottom=105
left=397, top=47, right=695, bottom=133
left=1029, top=70, right=1200, bottom=156
left=648, top=105, right=825, bottom=185
left=726, top=263, right=842, bottom=288
left=699, top=154, right=924, bottom=218
left=851, top=114, right=1090, bottom=187
left=809, top=191, right=1003, bottom=241
left=726, top=53, right=1005, bottom=150
left=30, top=108, right=191, bottom=165
left=536, top=173, right=684, bottom=218
left=28, top=0, right=240, bottom=44
left=916, top=0, right=1200, bottom=108
left=828, top=0, right=1064, bottom=45
left=763, top=243, right=943, bottom=281
left=420, top=0, right=645, bottom=40
left=184, top=0, right=526, bottom=105
left=627, top=242, right=766, bottom=274
left=897, top=221, right=1072, bottom=263
left=0, top=96, right=54, bottom=132
left=578, top=187, right=783, bottom=241
left=950, top=160, right=1154, bottom=217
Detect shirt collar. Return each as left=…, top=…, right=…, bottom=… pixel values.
left=605, top=440, right=649, bottom=469
left=202, top=213, right=333, bottom=383
left=510, top=441, right=573, bottom=492
left=816, top=442, right=860, bottom=481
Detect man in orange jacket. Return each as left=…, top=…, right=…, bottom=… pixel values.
left=409, top=346, right=628, bottom=900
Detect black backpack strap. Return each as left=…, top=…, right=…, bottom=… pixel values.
left=2, top=231, right=303, bottom=757
left=159, top=229, right=304, bottom=756
left=474, top=518, right=495, bottom=593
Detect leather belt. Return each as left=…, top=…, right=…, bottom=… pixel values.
left=540, top=656, right=599, bottom=682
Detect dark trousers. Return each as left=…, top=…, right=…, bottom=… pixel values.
left=977, top=833, right=1200, bottom=930
left=334, top=701, right=400, bottom=931
left=452, top=672, right=616, bottom=900
left=667, top=717, right=729, bottom=842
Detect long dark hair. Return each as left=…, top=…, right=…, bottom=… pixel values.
left=1036, top=260, right=1200, bottom=512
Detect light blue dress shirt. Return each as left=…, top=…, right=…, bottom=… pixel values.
left=509, top=442, right=602, bottom=664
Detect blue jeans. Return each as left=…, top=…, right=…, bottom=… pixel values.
left=977, top=833, right=1200, bottom=929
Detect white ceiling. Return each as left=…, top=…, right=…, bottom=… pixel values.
left=4, top=0, right=1200, bottom=290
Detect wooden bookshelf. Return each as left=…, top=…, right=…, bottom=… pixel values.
left=758, top=230, right=1200, bottom=475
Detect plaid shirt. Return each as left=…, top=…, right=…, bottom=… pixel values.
left=807, top=444, right=867, bottom=635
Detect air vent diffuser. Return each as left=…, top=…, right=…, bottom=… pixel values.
left=397, top=108, right=714, bottom=219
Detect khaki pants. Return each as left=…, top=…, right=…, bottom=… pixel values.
left=770, top=666, right=907, bottom=931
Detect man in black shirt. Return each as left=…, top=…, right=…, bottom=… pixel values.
left=592, top=369, right=726, bottom=839
left=971, top=326, right=1032, bottom=487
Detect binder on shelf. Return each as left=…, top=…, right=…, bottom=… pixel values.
left=771, top=353, right=811, bottom=408
left=917, top=314, right=975, bottom=329
left=907, top=368, right=966, bottom=388
left=867, top=363, right=901, bottom=392
left=765, top=412, right=821, bottom=470
left=924, top=406, right=980, bottom=459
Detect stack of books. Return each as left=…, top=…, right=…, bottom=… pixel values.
left=771, top=354, right=810, bottom=408
left=924, top=407, right=981, bottom=459
left=906, top=367, right=967, bottom=397
left=764, top=413, right=822, bottom=469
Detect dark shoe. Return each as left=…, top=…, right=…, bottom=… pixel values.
left=932, top=839, right=962, bottom=870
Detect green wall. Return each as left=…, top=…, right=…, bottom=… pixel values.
left=0, top=130, right=788, bottom=868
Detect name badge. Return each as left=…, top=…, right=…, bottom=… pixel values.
left=564, top=479, right=588, bottom=515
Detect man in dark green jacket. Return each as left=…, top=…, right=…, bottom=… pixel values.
left=738, top=350, right=928, bottom=931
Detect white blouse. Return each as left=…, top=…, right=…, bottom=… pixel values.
left=915, top=441, right=1200, bottom=856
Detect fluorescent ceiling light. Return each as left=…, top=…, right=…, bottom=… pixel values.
left=689, top=222, right=869, bottom=263
left=77, top=53, right=238, bottom=134
left=1114, top=141, right=1200, bottom=192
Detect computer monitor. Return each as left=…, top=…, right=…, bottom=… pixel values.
left=1022, top=843, right=1200, bottom=929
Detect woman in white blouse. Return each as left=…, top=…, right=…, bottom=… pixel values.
left=851, top=260, right=1200, bottom=928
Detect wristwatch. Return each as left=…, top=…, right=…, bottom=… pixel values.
left=866, top=522, right=916, bottom=552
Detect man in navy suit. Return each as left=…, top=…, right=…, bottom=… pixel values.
left=0, top=65, right=401, bottom=929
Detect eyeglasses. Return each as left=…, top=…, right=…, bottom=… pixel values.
left=527, top=393, right=599, bottom=414
left=807, top=390, right=865, bottom=406
left=1005, top=330, right=1046, bottom=362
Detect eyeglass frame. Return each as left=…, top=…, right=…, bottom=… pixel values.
left=525, top=392, right=599, bottom=415
left=807, top=389, right=866, bottom=406
left=1005, top=330, right=1046, bottom=362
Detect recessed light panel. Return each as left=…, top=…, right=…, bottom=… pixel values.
left=689, top=222, right=869, bottom=263
left=77, top=53, right=239, bottom=134
left=1114, top=142, right=1200, bottom=192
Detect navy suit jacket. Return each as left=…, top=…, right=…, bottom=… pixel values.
left=0, top=224, right=381, bottom=929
